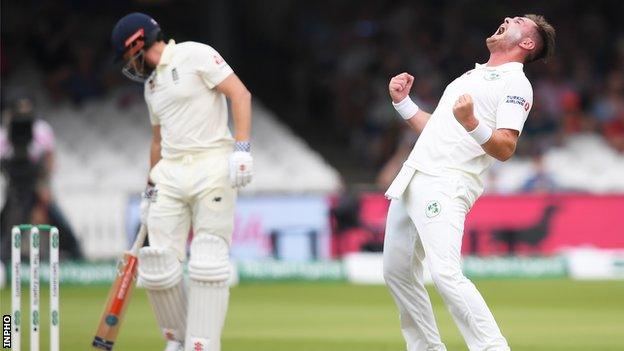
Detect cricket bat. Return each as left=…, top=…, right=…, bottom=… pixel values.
left=92, top=225, right=148, bottom=350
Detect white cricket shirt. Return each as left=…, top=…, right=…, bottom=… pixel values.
left=144, top=40, right=234, bottom=158
left=386, top=62, right=533, bottom=199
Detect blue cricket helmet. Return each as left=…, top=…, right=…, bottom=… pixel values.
left=111, top=12, right=161, bottom=62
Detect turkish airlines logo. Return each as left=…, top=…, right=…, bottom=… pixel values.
left=505, top=95, right=527, bottom=108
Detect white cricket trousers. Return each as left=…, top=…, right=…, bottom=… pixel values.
left=383, top=171, right=510, bottom=351
left=147, top=149, right=236, bottom=260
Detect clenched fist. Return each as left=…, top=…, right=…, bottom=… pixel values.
left=389, top=73, right=414, bottom=103
left=453, top=94, right=478, bottom=131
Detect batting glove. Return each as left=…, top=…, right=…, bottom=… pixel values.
left=229, top=141, right=253, bottom=188
left=139, top=183, right=158, bottom=225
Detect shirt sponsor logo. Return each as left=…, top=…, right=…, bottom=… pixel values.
left=505, top=95, right=527, bottom=107
left=171, top=68, right=179, bottom=83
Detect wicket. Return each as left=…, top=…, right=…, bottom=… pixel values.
left=11, top=224, right=60, bottom=351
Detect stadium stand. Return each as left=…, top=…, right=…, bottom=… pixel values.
left=1, top=1, right=623, bottom=260
left=34, top=90, right=341, bottom=258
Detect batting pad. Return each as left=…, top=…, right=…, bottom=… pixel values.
left=185, top=234, right=230, bottom=351
left=139, top=247, right=188, bottom=342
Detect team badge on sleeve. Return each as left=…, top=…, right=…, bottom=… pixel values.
left=213, top=54, right=225, bottom=65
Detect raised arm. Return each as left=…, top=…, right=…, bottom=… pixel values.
left=388, top=72, right=431, bottom=134
left=453, top=94, right=520, bottom=161
left=481, top=129, right=518, bottom=161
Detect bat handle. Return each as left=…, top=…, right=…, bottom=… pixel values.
left=129, top=225, right=148, bottom=256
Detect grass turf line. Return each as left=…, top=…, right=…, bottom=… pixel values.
left=0, top=279, right=622, bottom=350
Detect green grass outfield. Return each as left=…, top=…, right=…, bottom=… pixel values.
left=1, top=279, right=623, bottom=350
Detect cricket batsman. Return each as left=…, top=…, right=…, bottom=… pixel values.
left=111, top=13, right=252, bottom=351
left=383, top=15, right=555, bottom=350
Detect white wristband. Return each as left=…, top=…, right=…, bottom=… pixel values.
left=468, top=120, right=493, bottom=145
left=392, top=96, right=419, bottom=120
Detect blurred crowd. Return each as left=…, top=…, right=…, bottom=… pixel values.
left=2, top=1, right=118, bottom=105
left=1, top=1, right=214, bottom=106
left=2, top=0, right=623, bottom=187
left=288, top=1, right=624, bottom=173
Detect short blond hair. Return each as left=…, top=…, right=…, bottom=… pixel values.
left=525, top=14, right=556, bottom=63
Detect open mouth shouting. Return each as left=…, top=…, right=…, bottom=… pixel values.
left=492, top=24, right=506, bottom=37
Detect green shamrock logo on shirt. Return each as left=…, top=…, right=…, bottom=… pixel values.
left=426, top=200, right=442, bottom=218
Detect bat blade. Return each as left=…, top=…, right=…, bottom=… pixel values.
left=91, top=252, right=139, bottom=350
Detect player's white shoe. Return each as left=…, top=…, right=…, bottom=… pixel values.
left=164, top=340, right=184, bottom=351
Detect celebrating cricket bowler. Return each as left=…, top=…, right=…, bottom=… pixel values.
left=111, top=13, right=252, bottom=351
left=383, top=15, right=555, bottom=351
